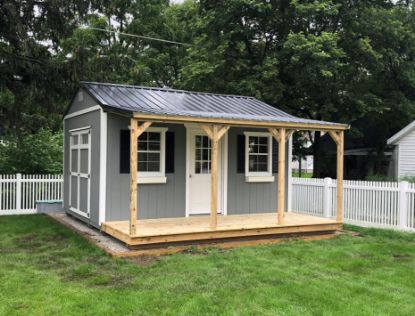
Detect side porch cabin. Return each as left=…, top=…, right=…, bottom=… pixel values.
left=63, top=82, right=348, bottom=248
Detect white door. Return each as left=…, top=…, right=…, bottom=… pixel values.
left=69, top=128, right=91, bottom=218
left=187, top=129, right=225, bottom=215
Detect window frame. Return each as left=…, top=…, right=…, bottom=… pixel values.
left=137, top=126, right=168, bottom=183
left=244, top=131, right=274, bottom=182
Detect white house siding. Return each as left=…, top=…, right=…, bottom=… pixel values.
left=398, top=130, right=415, bottom=178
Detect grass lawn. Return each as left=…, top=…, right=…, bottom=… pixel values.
left=1, top=215, right=415, bottom=315
left=292, top=171, right=313, bottom=178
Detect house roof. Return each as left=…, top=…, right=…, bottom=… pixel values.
left=387, top=121, right=415, bottom=145
left=81, top=82, right=348, bottom=129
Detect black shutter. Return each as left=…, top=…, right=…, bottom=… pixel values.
left=165, top=131, right=175, bottom=173
left=237, top=134, right=245, bottom=173
left=272, top=138, right=278, bottom=173
left=120, top=130, right=130, bottom=173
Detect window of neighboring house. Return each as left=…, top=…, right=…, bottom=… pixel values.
left=244, top=132, right=274, bottom=182
left=137, top=127, right=167, bottom=183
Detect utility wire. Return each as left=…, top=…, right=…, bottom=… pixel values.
left=87, top=27, right=194, bottom=47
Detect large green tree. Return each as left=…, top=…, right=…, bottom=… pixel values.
left=179, top=0, right=415, bottom=177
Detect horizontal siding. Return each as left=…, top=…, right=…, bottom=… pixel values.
left=398, top=131, right=415, bottom=177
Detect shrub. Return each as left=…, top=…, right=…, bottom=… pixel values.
left=400, top=176, right=415, bottom=183
left=0, top=129, right=63, bottom=174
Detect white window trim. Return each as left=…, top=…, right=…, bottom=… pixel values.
left=137, top=126, right=168, bottom=184
left=244, top=131, right=274, bottom=183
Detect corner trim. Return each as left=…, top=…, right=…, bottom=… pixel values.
left=99, top=109, right=107, bottom=225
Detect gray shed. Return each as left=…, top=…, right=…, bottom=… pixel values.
left=63, top=82, right=348, bottom=247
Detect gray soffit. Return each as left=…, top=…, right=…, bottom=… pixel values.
left=82, top=82, right=347, bottom=128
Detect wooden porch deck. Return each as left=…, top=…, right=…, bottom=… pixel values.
left=101, top=212, right=342, bottom=248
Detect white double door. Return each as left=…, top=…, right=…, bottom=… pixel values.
left=187, top=127, right=227, bottom=215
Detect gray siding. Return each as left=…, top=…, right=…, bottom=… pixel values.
left=397, top=130, right=415, bottom=178
left=227, top=127, right=289, bottom=214
left=63, top=110, right=101, bottom=227
left=67, top=88, right=98, bottom=114
left=105, top=113, right=186, bottom=220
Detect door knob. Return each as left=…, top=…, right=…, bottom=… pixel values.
left=189, top=174, right=192, bottom=178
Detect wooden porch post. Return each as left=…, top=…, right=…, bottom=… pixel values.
left=277, top=128, right=286, bottom=225
left=201, top=124, right=230, bottom=229
left=329, top=130, right=344, bottom=222
left=268, top=128, right=294, bottom=225
left=129, top=119, right=152, bottom=236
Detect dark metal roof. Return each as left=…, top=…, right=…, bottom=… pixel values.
left=81, top=82, right=346, bottom=127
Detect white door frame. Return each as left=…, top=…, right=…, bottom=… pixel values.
left=68, top=127, right=91, bottom=218
left=185, top=124, right=228, bottom=217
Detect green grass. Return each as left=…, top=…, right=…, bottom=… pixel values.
left=1, top=215, right=415, bottom=315
left=292, top=171, right=313, bottom=178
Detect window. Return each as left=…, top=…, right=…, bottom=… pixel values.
left=244, top=132, right=274, bottom=182
left=195, top=135, right=211, bottom=174
left=137, top=127, right=167, bottom=183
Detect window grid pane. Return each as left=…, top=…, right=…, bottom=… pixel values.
left=137, top=132, right=161, bottom=172
left=195, top=135, right=211, bottom=174
left=248, top=136, right=269, bottom=173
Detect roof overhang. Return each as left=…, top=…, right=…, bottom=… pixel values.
left=133, top=112, right=350, bottom=132
left=387, top=121, right=415, bottom=145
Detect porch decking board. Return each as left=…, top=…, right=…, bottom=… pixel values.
left=101, top=212, right=342, bottom=247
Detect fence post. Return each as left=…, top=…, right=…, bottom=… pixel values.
left=398, top=181, right=409, bottom=229
left=323, top=177, right=332, bottom=218
left=16, top=173, right=22, bottom=212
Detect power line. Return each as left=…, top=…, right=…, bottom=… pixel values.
left=87, top=27, right=194, bottom=47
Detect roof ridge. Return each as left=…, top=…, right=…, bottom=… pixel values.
left=81, top=81, right=255, bottom=99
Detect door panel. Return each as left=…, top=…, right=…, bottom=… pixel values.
left=188, top=131, right=224, bottom=215
left=70, top=175, right=78, bottom=207
left=69, top=128, right=91, bottom=218
left=189, top=135, right=212, bottom=214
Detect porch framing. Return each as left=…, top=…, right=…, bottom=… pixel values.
left=123, top=113, right=347, bottom=244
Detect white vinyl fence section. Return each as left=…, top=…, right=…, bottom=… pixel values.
left=0, top=174, right=63, bottom=215
left=291, top=177, right=415, bottom=231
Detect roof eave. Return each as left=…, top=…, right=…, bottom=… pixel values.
left=387, top=121, right=415, bottom=145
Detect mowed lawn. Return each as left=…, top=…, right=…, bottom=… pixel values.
left=1, top=216, right=415, bottom=316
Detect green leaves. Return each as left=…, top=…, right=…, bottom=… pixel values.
left=0, top=129, right=63, bottom=174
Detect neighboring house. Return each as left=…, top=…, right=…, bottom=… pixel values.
left=63, top=82, right=347, bottom=248
left=387, top=121, right=415, bottom=180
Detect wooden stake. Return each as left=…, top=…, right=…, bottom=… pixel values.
left=202, top=124, right=229, bottom=229
left=129, top=120, right=152, bottom=236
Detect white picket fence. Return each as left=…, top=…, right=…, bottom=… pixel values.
left=2, top=173, right=415, bottom=232
left=291, top=177, right=415, bottom=231
left=0, top=174, right=63, bottom=215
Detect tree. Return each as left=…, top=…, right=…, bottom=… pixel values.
left=179, top=0, right=415, bottom=178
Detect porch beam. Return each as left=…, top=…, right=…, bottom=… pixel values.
left=129, top=120, right=152, bottom=236
left=329, top=130, right=344, bottom=222
left=268, top=127, right=291, bottom=225
left=134, top=113, right=350, bottom=131
left=202, top=124, right=229, bottom=229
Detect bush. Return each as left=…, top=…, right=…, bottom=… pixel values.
left=364, top=174, right=392, bottom=182
left=400, top=176, right=415, bottom=183
left=0, top=129, right=63, bottom=174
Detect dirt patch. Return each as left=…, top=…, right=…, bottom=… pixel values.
left=126, top=254, right=160, bottom=266
left=340, top=230, right=362, bottom=237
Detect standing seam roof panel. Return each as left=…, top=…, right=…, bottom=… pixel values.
left=81, top=82, right=346, bottom=128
